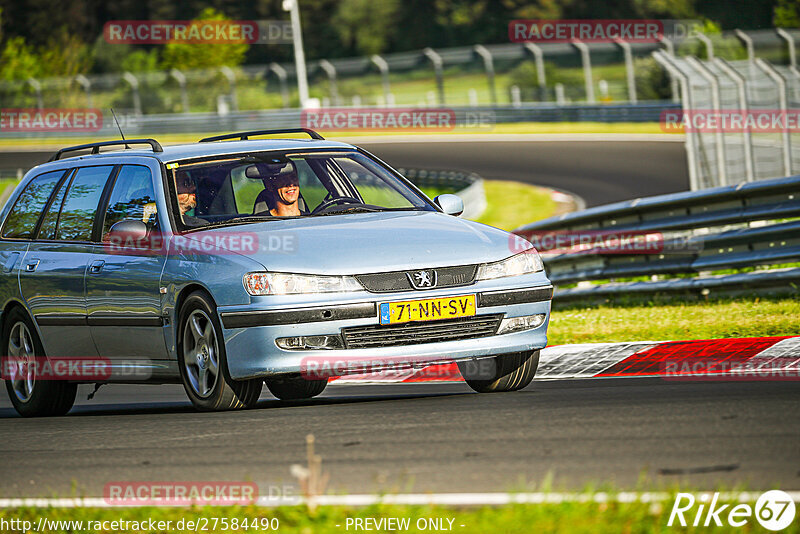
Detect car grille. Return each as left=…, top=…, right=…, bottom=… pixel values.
left=355, top=265, right=477, bottom=293
left=341, top=314, right=503, bottom=349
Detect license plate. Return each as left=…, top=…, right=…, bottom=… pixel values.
left=379, top=294, right=476, bottom=325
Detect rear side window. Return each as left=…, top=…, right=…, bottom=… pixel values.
left=101, top=165, right=158, bottom=239
left=56, top=166, right=115, bottom=242
left=1, top=170, right=65, bottom=239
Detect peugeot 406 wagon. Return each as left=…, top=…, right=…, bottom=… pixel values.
left=0, top=129, right=552, bottom=416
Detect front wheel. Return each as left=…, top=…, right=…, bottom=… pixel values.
left=457, top=350, right=539, bottom=393
left=177, top=291, right=262, bottom=411
left=2, top=308, right=77, bottom=417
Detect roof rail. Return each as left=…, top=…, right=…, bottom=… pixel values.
left=199, top=128, right=325, bottom=142
left=49, top=139, right=164, bottom=161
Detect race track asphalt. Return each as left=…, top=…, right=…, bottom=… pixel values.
left=1, top=378, right=798, bottom=497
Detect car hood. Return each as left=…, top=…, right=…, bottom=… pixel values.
left=186, top=211, right=525, bottom=275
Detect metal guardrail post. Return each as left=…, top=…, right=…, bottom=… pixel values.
left=659, top=36, right=680, bottom=103
left=268, top=63, right=290, bottom=109
left=318, top=60, right=339, bottom=106
left=735, top=29, right=755, bottom=62
left=473, top=45, right=497, bottom=105
left=74, top=75, right=93, bottom=108
left=523, top=43, right=547, bottom=101
left=26, top=78, right=44, bottom=110
left=686, top=56, right=728, bottom=186
left=169, top=69, right=190, bottom=114
left=370, top=55, right=392, bottom=106
left=776, top=28, right=796, bottom=69
left=755, top=59, right=793, bottom=176
left=653, top=51, right=700, bottom=191
left=423, top=48, right=445, bottom=105
left=714, top=58, right=755, bottom=182
left=614, top=38, right=637, bottom=104
left=571, top=40, right=595, bottom=103
left=219, top=66, right=239, bottom=112
left=121, top=72, right=142, bottom=116
left=696, top=33, right=714, bottom=60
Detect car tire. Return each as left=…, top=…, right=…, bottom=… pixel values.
left=177, top=291, right=262, bottom=411
left=2, top=307, right=77, bottom=417
left=457, top=350, right=539, bottom=393
left=265, top=377, right=328, bottom=400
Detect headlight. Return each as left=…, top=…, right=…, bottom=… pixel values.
left=244, top=272, right=362, bottom=295
left=476, top=251, right=544, bottom=280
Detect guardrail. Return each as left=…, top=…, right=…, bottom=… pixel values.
left=399, top=168, right=487, bottom=220
left=515, top=174, right=800, bottom=300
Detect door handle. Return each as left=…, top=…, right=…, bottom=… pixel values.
left=25, top=259, right=39, bottom=272
left=89, top=260, right=105, bottom=274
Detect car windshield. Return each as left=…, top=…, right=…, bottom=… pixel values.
left=167, top=150, right=434, bottom=230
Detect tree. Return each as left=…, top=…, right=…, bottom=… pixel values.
left=332, top=0, right=400, bottom=55
left=160, top=7, right=249, bottom=70
left=774, top=0, right=800, bottom=27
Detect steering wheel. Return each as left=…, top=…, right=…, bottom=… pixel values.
left=311, top=196, right=362, bottom=214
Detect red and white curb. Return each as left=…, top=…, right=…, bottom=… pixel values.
left=331, top=336, right=800, bottom=384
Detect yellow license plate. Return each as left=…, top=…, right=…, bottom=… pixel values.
left=379, top=294, right=476, bottom=325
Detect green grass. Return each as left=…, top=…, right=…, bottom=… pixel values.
left=474, top=180, right=558, bottom=231
left=0, top=122, right=671, bottom=149
left=4, top=496, right=794, bottom=534
left=548, top=296, right=800, bottom=345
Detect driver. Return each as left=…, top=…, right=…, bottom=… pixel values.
left=267, top=168, right=302, bottom=217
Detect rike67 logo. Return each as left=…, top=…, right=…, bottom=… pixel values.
left=668, top=490, right=796, bottom=531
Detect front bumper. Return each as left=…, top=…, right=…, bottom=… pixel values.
left=218, top=276, right=552, bottom=380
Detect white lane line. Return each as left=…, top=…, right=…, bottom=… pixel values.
left=2, top=491, right=799, bottom=508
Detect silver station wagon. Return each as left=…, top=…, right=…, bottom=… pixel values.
left=0, top=129, right=552, bottom=416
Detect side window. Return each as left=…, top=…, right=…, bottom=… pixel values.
left=38, top=172, right=73, bottom=240
left=56, top=166, right=115, bottom=242
left=1, top=170, right=64, bottom=239
left=101, top=165, right=158, bottom=239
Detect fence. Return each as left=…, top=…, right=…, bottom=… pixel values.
left=1, top=29, right=797, bottom=114
left=515, top=174, right=800, bottom=301
left=654, top=51, right=800, bottom=190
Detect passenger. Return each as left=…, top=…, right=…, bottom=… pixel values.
left=175, top=171, right=206, bottom=226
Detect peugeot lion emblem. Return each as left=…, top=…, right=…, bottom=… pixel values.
left=408, top=269, right=437, bottom=289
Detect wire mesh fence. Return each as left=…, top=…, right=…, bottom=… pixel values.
left=654, top=50, right=800, bottom=190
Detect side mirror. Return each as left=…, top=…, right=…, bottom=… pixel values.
left=107, top=219, right=149, bottom=244
left=434, top=194, right=464, bottom=217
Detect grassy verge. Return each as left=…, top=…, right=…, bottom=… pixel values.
left=2, top=497, right=790, bottom=534
left=548, top=296, right=800, bottom=345
left=0, top=122, right=672, bottom=149
left=473, top=180, right=558, bottom=231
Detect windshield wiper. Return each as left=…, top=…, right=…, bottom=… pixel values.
left=312, top=206, right=386, bottom=216
left=202, top=216, right=280, bottom=228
